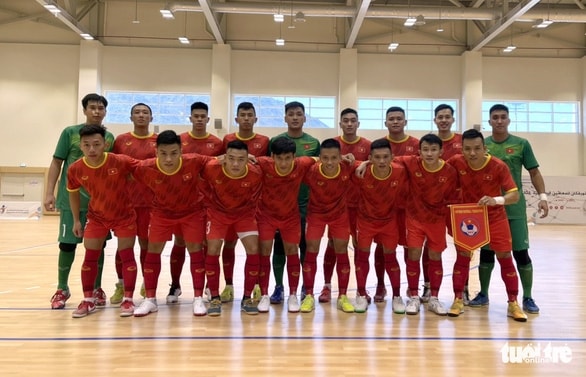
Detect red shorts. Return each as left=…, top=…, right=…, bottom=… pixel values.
left=356, top=217, right=399, bottom=252
left=84, top=212, right=137, bottom=239
left=149, top=211, right=205, bottom=244
left=396, top=208, right=407, bottom=246
left=257, top=211, right=301, bottom=244
left=406, top=216, right=447, bottom=252
left=135, top=207, right=151, bottom=239
left=306, top=212, right=350, bottom=241
left=487, top=217, right=512, bottom=252
left=206, top=209, right=258, bottom=241
left=225, top=227, right=238, bottom=243
left=347, top=206, right=358, bottom=239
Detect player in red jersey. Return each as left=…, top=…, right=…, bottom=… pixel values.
left=67, top=125, right=139, bottom=318
left=201, top=140, right=263, bottom=316
left=255, top=137, right=317, bottom=313
left=299, top=138, right=358, bottom=314
left=446, top=129, right=527, bottom=322
left=131, top=130, right=214, bottom=317
left=352, top=138, right=408, bottom=313
left=109, top=103, right=157, bottom=305
left=318, top=108, right=372, bottom=304
left=166, top=102, right=224, bottom=305
left=397, top=134, right=459, bottom=316
left=219, top=102, right=270, bottom=304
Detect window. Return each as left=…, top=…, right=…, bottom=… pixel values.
left=482, top=101, right=579, bottom=133
left=104, top=91, right=210, bottom=125
left=233, top=95, right=336, bottom=128
left=358, top=98, right=459, bottom=131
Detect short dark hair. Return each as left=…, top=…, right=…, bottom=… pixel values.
left=320, top=138, right=341, bottom=150
left=271, top=137, right=296, bottom=155
left=370, top=138, right=392, bottom=154
left=226, top=140, right=248, bottom=152
left=489, top=104, right=509, bottom=115
left=131, top=102, right=152, bottom=115
left=81, top=93, right=107, bottom=110
left=191, top=102, right=209, bottom=112
left=419, top=133, right=443, bottom=148
left=386, top=106, right=405, bottom=116
left=157, top=130, right=181, bottom=147
left=79, top=124, right=106, bottom=138
left=237, top=102, right=256, bottom=114
left=462, top=128, right=485, bottom=143
left=285, top=101, right=305, bottom=113
left=434, top=104, right=454, bottom=117
left=340, top=108, right=358, bottom=118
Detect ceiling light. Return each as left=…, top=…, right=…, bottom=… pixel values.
left=160, top=9, right=174, bottom=20
left=80, top=33, right=94, bottom=40
left=294, top=11, right=306, bottom=23
left=43, top=4, right=61, bottom=15
left=503, top=45, right=516, bottom=53
left=275, top=38, right=285, bottom=46
left=274, top=14, right=284, bottom=22
left=414, top=15, right=426, bottom=26
left=404, top=17, right=416, bottom=27
left=388, top=42, right=399, bottom=51
left=436, top=26, right=444, bottom=32
left=532, top=19, right=553, bottom=29
left=178, top=37, right=190, bottom=44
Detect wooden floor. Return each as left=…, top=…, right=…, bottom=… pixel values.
left=0, top=216, right=584, bottom=376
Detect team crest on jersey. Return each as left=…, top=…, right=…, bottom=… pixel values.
left=241, top=181, right=251, bottom=187
left=406, top=146, right=415, bottom=152
left=454, top=143, right=462, bottom=149
left=108, top=168, right=118, bottom=175
left=439, top=176, right=447, bottom=183
left=483, top=174, right=493, bottom=181
left=359, top=147, right=366, bottom=153
left=303, top=144, right=310, bottom=150
left=253, top=143, right=261, bottom=149
left=149, top=142, right=156, bottom=148
left=506, top=147, right=515, bottom=154
left=342, top=175, right=349, bottom=181
left=182, top=173, right=193, bottom=181
left=460, top=218, right=479, bottom=237
left=207, top=143, right=215, bottom=149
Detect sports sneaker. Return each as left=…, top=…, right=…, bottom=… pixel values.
left=109, top=283, right=124, bottom=305
left=354, top=295, right=369, bottom=313
left=318, top=285, right=332, bottom=303
left=203, top=287, right=212, bottom=303
left=220, top=285, right=234, bottom=303
left=420, top=284, right=431, bottom=303
left=463, top=286, right=470, bottom=306
left=72, top=300, right=96, bottom=318
left=522, top=297, right=540, bottom=314
left=392, top=296, right=406, bottom=314
left=134, top=298, right=158, bottom=317
left=374, top=285, right=387, bottom=303
left=448, top=298, right=464, bottom=317
left=166, top=284, right=182, bottom=304
left=406, top=296, right=421, bottom=315
left=270, top=285, right=284, bottom=304
left=207, top=298, right=222, bottom=317
left=50, top=289, right=71, bottom=310
left=337, top=295, right=355, bottom=313
left=428, top=296, right=448, bottom=316
left=193, top=296, right=207, bottom=316
left=140, top=283, right=146, bottom=298
left=257, top=295, right=270, bottom=313
left=93, top=288, right=107, bottom=307
left=120, top=299, right=135, bottom=317
left=252, top=284, right=261, bottom=301
left=287, top=295, right=300, bottom=313
left=469, top=292, right=489, bottom=307
left=241, top=298, right=259, bottom=315
left=300, top=294, right=315, bottom=313
left=508, top=301, right=528, bottom=322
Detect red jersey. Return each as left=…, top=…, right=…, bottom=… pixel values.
left=113, top=132, right=157, bottom=208
left=223, top=133, right=270, bottom=157
left=335, top=136, right=371, bottom=209
left=201, top=159, right=263, bottom=217
left=397, top=156, right=459, bottom=223
left=387, top=135, right=419, bottom=157
left=132, top=154, right=213, bottom=218
left=67, top=153, right=138, bottom=223
left=440, top=133, right=463, bottom=160
left=180, top=131, right=224, bottom=156
left=303, top=162, right=358, bottom=219
left=447, top=154, right=518, bottom=223
left=351, top=162, right=407, bottom=222
left=256, top=156, right=316, bottom=220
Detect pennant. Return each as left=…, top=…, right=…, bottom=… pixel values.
left=449, top=203, right=490, bottom=251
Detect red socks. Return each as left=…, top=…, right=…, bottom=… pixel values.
left=170, top=245, right=186, bottom=287
left=243, top=254, right=260, bottom=297
left=81, top=249, right=101, bottom=297
left=189, top=251, right=205, bottom=297
left=143, top=252, right=161, bottom=298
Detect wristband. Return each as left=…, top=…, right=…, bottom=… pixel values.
left=539, top=193, right=548, bottom=201
left=494, top=196, right=505, bottom=205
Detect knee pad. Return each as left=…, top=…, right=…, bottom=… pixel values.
left=59, top=242, right=77, bottom=253
left=513, top=249, right=532, bottom=266
left=479, top=249, right=496, bottom=264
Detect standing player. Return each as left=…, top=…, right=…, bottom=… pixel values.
left=45, top=93, right=114, bottom=310
left=220, top=102, right=270, bottom=304
left=67, top=125, right=139, bottom=318
left=132, top=131, right=214, bottom=317
left=110, top=103, right=157, bottom=305
left=469, top=104, right=548, bottom=314
left=201, top=140, right=263, bottom=316
left=446, top=129, right=527, bottom=322
left=352, top=138, right=408, bottom=313
left=269, top=101, right=320, bottom=305
left=318, top=108, right=372, bottom=304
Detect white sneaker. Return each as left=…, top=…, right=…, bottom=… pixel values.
left=134, top=298, right=158, bottom=317
left=287, top=295, right=300, bottom=313
left=193, top=296, right=207, bottom=316
left=354, top=295, right=369, bottom=313
left=166, top=285, right=182, bottom=304
left=203, top=287, right=212, bottom=303
left=392, top=296, right=406, bottom=314
left=257, top=295, right=270, bottom=313
left=406, top=296, right=421, bottom=315
left=428, top=296, right=448, bottom=316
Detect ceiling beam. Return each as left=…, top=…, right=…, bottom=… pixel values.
left=345, top=0, right=371, bottom=48
left=198, top=0, right=224, bottom=44
left=448, top=0, right=465, bottom=7
left=34, top=0, right=94, bottom=39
